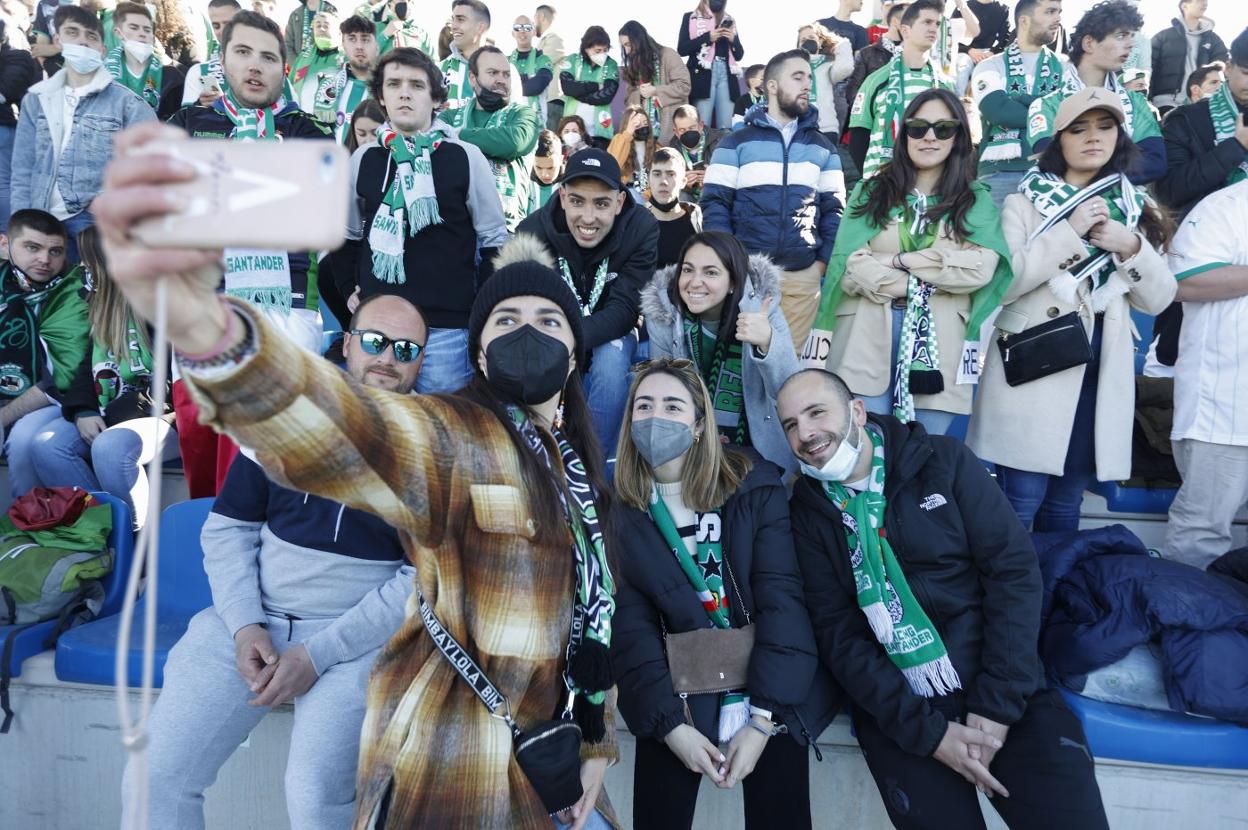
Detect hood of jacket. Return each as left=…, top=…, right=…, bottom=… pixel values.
left=1172, top=16, right=1216, bottom=36
left=640, top=252, right=783, bottom=329
left=30, top=64, right=114, bottom=101
left=744, top=100, right=821, bottom=133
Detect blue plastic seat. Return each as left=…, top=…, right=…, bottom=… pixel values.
left=1088, top=480, right=1177, bottom=515
left=1130, top=308, right=1155, bottom=375
left=55, top=499, right=215, bottom=688
left=1060, top=689, right=1248, bottom=769
left=1, top=492, right=135, bottom=681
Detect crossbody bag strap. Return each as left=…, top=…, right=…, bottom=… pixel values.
left=416, top=589, right=519, bottom=735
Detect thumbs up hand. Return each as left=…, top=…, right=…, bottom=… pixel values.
left=735, top=295, right=775, bottom=356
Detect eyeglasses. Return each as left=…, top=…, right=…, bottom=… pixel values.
left=513, top=23, right=535, bottom=32
left=904, top=118, right=960, bottom=140
left=350, top=329, right=423, bottom=363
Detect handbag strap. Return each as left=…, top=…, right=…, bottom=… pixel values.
left=416, top=588, right=520, bottom=734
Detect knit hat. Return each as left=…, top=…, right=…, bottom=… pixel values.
left=468, top=234, right=586, bottom=363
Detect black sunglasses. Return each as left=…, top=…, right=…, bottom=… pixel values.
left=350, top=329, right=423, bottom=363
left=904, top=118, right=960, bottom=140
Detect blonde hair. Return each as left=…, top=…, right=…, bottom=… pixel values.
left=80, top=227, right=149, bottom=359
left=614, top=358, right=752, bottom=512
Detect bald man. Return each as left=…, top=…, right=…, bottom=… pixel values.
left=777, top=368, right=1108, bottom=830
left=509, top=13, right=554, bottom=123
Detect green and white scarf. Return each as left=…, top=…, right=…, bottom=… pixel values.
left=316, top=67, right=370, bottom=144
left=510, top=48, right=553, bottom=115
left=809, top=54, right=827, bottom=108
left=105, top=44, right=162, bottom=109
left=216, top=86, right=299, bottom=140
left=296, top=5, right=315, bottom=61
left=805, top=180, right=1015, bottom=385
left=979, top=43, right=1064, bottom=163
left=558, top=256, right=610, bottom=316
left=821, top=427, right=961, bottom=697
left=377, top=17, right=432, bottom=56
left=529, top=180, right=556, bottom=213
left=440, top=53, right=473, bottom=108
left=643, top=56, right=662, bottom=134
left=510, top=408, right=616, bottom=741
left=1060, top=67, right=1134, bottom=129
left=565, top=53, right=618, bottom=139
left=91, top=316, right=153, bottom=409
left=648, top=490, right=749, bottom=742
left=684, top=314, right=748, bottom=446
left=1210, top=82, right=1248, bottom=185
left=369, top=125, right=447, bottom=284
left=862, top=55, right=951, bottom=180
left=892, top=192, right=943, bottom=422
left=1020, top=169, right=1145, bottom=312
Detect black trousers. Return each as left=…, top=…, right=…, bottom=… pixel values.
left=633, top=731, right=812, bottom=830
left=852, top=689, right=1109, bottom=830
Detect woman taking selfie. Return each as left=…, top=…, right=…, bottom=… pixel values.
left=967, top=88, right=1176, bottom=532
left=94, top=126, right=622, bottom=829
left=611, top=358, right=833, bottom=830
left=642, top=231, right=800, bottom=475
left=810, top=87, right=1012, bottom=436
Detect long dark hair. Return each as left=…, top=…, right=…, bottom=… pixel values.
left=857, top=88, right=979, bottom=241
left=1037, top=119, right=1174, bottom=250
left=453, top=364, right=612, bottom=550
left=669, top=231, right=751, bottom=352
left=619, top=20, right=659, bottom=87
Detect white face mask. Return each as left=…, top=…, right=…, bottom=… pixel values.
left=123, top=39, right=154, bottom=64
left=588, top=51, right=607, bottom=67
left=562, top=132, right=581, bottom=148
left=799, top=403, right=864, bottom=483
left=61, top=42, right=104, bottom=74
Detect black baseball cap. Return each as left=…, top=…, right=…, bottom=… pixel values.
left=562, top=148, right=623, bottom=191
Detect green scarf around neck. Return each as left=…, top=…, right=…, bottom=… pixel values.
left=1210, top=82, right=1248, bottom=186
left=892, top=192, right=943, bottom=421
left=105, top=44, right=162, bottom=109
left=861, top=54, right=949, bottom=180
left=92, top=315, right=154, bottom=409
left=368, top=124, right=448, bottom=284
left=978, top=43, right=1064, bottom=164
left=683, top=313, right=747, bottom=446
left=819, top=426, right=962, bottom=697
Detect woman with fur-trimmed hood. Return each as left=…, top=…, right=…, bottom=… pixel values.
left=642, top=231, right=800, bottom=477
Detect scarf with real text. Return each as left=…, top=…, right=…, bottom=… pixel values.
left=684, top=313, right=748, bottom=446
left=368, top=125, right=448, bottom=284
left=105, top=44, right=162, bottom=109
left=979, top=43, right=1064, bottom=163
left=891, top=192, right=943, bottom=422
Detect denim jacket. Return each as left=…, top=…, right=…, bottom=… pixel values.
left=10, top=67, right=155, bottom=218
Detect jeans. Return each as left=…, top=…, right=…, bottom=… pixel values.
left=859, top=306, right=957, bottom=436
left=5, top=404, right=62, bottom=499
left=695, top=58, right=735, bottom=130
left=0, top=125, right=15, bottom=235
left=30, top=416, right=178, bottom=529
left=61, top=209, right=95, bottom=264
left=983, top=171, right=1027, bottom=212
left=416, top=327, right=473, bottom=395
left=582, top=332, right=638, bottom=460
left=995, top=319, right=1103, bottom=532
left=552, top=809, right=613, bottom=830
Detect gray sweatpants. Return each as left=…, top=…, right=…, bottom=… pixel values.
left=1165, top=439, right=1248, bottom=568
left=120, top=608, right=377, bottom=830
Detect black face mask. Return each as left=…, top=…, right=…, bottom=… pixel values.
left=485, top=324, right=571, bottom=405
left=476, top=86, right=506, bottom=111
left=708, top=0, right=727, bottom=13
left=393, top=1, right=407, bottom=19
left=633, top=125, right=651, bottom=141
left=678, top=129, right=702, bottom=149
left=649, top=194, right=680, bottom=212
left=801, top=39, right=819, bottom=54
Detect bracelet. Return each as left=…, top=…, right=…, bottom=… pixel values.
left=892, top=253, right=907, bottom=272
left=178, top=307, right=257, bottom=372
left=747, top=717, right=787, bottom=738
left=177, top=298, right=238, bottom=362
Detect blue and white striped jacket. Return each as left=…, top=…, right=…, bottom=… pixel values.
left=701, top=104, right=845, bottom=270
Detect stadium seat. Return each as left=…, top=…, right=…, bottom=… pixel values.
left=1130, top=308, right=1155, bottom=376
left=1088, top=480, right=1177, bottom=515
left=1060, top=688, right=1248, bottom=769
left=1, top=492, right=134, bottom=682
left=55, top=498, right=215, bottom=688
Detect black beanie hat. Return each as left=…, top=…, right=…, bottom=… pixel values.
left=468, top=234, right=585, bottom=363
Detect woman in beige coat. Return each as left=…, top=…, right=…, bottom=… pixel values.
left=966, top=88, right=1176, bottom=532
left=619, top=20, right=691, bottom=146
left=826, top=88, right=1003, bottom=436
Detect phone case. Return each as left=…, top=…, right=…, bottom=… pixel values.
left=130, top=139, right=351, bottom=251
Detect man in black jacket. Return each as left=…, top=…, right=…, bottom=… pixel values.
left=515, top=148, right=658, bottom=457
left=778, top=369, right=1109, bottom=830
left=1156, top=27, right=1248, bottom=220
left=0, top=21, right=42, bottom=234
left=1149, top=0, right=1228, bottom=113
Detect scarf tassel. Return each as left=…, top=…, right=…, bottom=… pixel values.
left=568, top=637, right=612, bottom=693
left=863, top=600, right=894, bottom=644
left=717, top=697, right=750, bottom=743
left=908, top=369, right=944, bottom=395
left=573, top=695, right=607, bottom=744
left=901, top=654, right=962, bottom=698
left=225, top=286, right=292, bottom=314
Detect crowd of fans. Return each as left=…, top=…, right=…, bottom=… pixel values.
left=3, top=0, right=1247, bottom=827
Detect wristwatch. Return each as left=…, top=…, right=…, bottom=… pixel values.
left=747, top=716, right=787, bottom=738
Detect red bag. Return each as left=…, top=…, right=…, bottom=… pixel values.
left=8, top=486, right=95, bottom=531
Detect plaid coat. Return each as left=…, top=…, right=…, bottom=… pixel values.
left=184, top=301, right=621, bottom=829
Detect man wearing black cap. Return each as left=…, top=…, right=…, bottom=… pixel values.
left=514, top=146, right=659, bottom=457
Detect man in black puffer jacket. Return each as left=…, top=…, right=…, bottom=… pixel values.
left=1149, top=1, right=1228, bottom=113
left=779, top=369, right=1109, bottom=830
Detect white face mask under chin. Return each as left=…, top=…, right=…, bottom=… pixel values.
left=799, top=403, right=864, bottom=483
left=123, top=39, right=155, bottom=64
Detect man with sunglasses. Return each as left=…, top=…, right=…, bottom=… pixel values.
left=127, top=293, right=425, bottom=829
left=509, top=14, right=554, bottom=125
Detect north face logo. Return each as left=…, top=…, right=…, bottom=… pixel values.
left=919, top=494, right=947, bottom=511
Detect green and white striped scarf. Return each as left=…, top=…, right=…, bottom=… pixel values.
left=315, top=66, right=370, bottom=143
left=809, top=54, right=826, bottom=108
left=439, top=53, right=473, bottom=108
left=862, top=55, right=951, bottom=180
left=979, top=43, right=1064, bottom=163
left=105, top=44, right=161, bottom=109
left=1209, top=82, right=1248, bottom=185
left=369, top=125, right=447, bottom=283
left=684, top=314, right=748, bottom=446
left=892, top=192, right=943, bottom=422
left=821, top=426, right=962, bottom=698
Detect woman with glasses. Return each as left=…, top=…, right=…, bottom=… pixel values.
left=619, top=20, right=691, bottom=146
left=809, top=87, right=1013, bottom=436
left=610, top=358, right=833, bottom=830
left=967, top=88, right=1176, bottom=532
left=641, top=231, right=801, bottom=476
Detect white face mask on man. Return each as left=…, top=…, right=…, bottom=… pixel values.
left=123, top=39, right=155, bottom=63
left=61, top=42, right=105, bottom=74
left=799, top=403, right=864, bottom=483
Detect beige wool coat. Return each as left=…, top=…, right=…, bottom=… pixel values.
left=624, top=46, right=692, bottom=145
left=965, top=194, right=1177, bottom=480
left=827, top=218, right=1000, bottom=415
